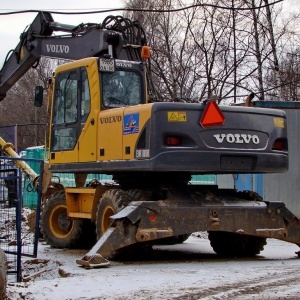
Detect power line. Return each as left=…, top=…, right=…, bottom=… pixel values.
left=0, top=0, right=284, bottom=16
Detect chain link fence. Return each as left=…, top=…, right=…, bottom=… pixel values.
left=0, top=157, right=43, bottom=282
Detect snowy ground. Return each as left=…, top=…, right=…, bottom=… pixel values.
left=6, top=235, right=300, bottom=300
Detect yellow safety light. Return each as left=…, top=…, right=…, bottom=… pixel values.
left=141, top=46, right=151, bottom=60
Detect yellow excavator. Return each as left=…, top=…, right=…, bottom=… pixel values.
left=0, top=12, right=299, bottom=268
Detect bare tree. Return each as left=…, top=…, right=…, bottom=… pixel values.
left=264, top=1, right=300, bottom=100
left=0, top=58, right=57, bottom=149
left=263, top=0, right=282, bottom=97
left=243, top=0, right=266, bottom=100
left=266, top=50, right=300, bottom=101
left=125, top=0, right=202, bottom=101
left=124, top=0, right=300, bottom=103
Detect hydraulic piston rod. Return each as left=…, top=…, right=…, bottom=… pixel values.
left=0, top=136, right=38, bottom=187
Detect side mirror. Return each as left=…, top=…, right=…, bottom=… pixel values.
left=34, top=86, right=44, bottom=107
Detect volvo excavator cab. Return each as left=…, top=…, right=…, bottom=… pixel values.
left=47, top=57, right=147, bottom=166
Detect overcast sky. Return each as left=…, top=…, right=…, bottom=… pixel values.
left=0, top=0, right=125, bottom=64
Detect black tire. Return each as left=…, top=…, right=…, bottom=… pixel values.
left=96, top=189, right=131, bottom=240
left=127, top=189, right=150, bottom=202
left=208, top=231, right=267, bottom=257
left=40, top=191, right=86, bottom=248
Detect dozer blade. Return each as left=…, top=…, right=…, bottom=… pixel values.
left=77, top=192, right=300, bottom=268
left=76, top=253, right=110, bottom=268
left=76, top=220, right=138, bottom=268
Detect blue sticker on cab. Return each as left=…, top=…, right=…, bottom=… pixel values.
left=124, top=113, right=139, bottom=134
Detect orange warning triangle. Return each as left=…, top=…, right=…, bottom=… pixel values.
left=200, top=101, right=225, bottom=127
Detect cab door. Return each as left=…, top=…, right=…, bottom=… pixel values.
left=78, top=66, right=98, bottom=162
left=50, top=65, right=97, bottom=164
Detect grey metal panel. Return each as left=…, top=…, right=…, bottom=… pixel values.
left=264, top=109, right=300, bottom=217
left=216, top=174, right=235, bottom=189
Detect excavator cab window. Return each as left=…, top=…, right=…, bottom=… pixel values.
left=53, top=71, right=78, bottom=124
left=102, top=70, right=142, bottom=108
left=51, top=69, right=80, bottom=151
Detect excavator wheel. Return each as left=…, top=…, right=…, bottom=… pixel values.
left=126, top=189, right=151, bottom=202
left=208, top=231, right=267, bottom=257
left=40, top=191, right=89, bottom=249
left=96, top=189, right=131, bottom=240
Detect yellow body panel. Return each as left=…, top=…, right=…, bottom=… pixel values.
left=65, top=187, right=95, bottom=217
left=68, top=212, right=92, bottom=219
left=96, top=104, right=153, bottom=161
left=97, top=108, right=124, bottom=161
left=78, top=111, right=98, bottom=161
left=51, top=149, right=78, bottom=164
left=78, top=59, right=100, bottom=162
left=54, top=58, right=96, bottom=74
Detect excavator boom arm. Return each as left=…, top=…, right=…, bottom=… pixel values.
left=0, top=11, right=145, bottom=101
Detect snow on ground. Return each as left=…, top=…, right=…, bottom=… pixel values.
left=6, top=235, right=300, bottom=300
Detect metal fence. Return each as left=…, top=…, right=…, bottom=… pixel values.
left=0, top=156, right=43, bottom=282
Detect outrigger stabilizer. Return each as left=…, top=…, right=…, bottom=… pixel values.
left=77, top=188, right=300, bottom=268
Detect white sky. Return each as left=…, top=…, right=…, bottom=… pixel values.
left=0, top=0, right=125, bottom=64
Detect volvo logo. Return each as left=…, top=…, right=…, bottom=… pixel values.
left=100, top=116, right=122, bottom=124
left=214, top=133, right=260, bottom=144
left=46, top=44, right=70, bottom=54
left=116, top=62, right=132, bottom=68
